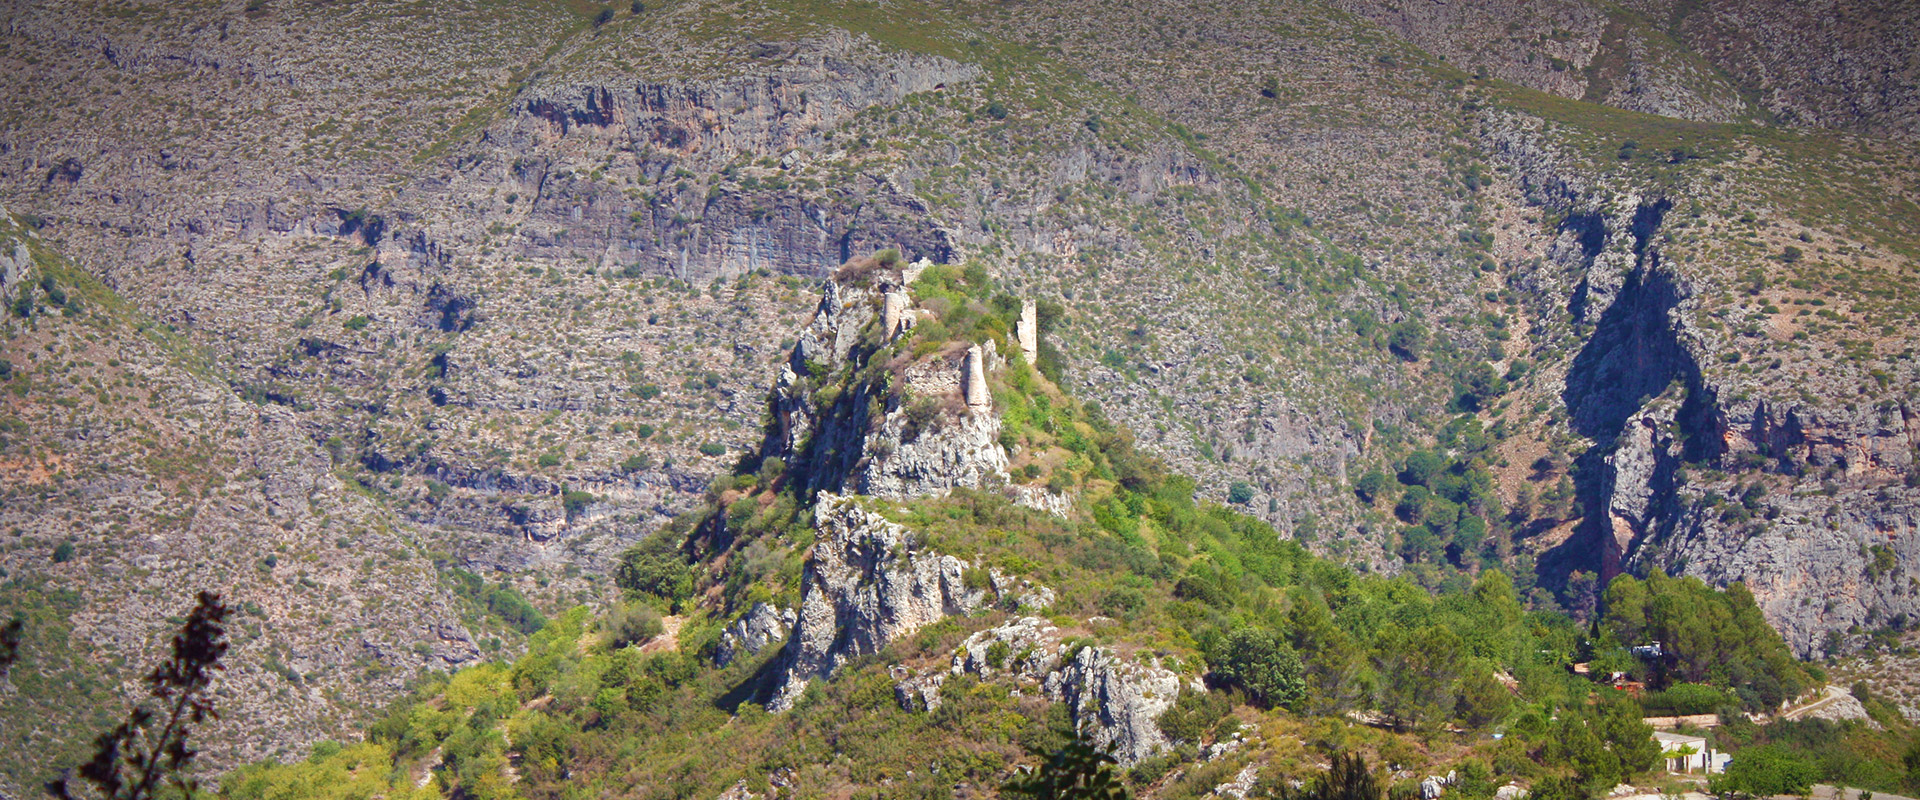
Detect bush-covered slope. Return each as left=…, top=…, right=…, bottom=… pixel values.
left=210, top=258, right=1872, bottom=800
left=1, top=0, right=1917, bottom=780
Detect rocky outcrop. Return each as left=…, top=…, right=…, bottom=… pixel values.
left=892, top=667, right=948, bottom=713
left=766, top=494, right=1046, bottom=710
left=1489, top=114, right=1920, bottom=654
left=760, top=260, right=904, bottom=475
left=906, top=616, right=1186, bottom=765
left=1046, top=644, right=1185, bottom=764
left=952, top=615, right=1065, bottom=679
left=761, top=262, right=1017, bottom=502
left=715, top=602, right=796, bottom=668
left=857, top=383, right=1012, bottom=500
left=0, top=239, right=29, bottom=291
left=1214, top=764, right=1262, bottom=799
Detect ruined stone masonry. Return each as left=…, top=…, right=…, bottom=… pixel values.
left=964, top=343, right=990, bottom=412
left=1016, top=298, right=1038, bottom=364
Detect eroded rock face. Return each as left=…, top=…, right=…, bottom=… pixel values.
left=892, top=666, right=947, bottom=712
left=762, top=265, right=1018, bottom=503
left=715, top=602, right=796, bottom=668
left=855, top=392, right=1012, bottom=500
left=927, top=616, right=1185, bottom=765
left=1334, top=0, right=1748, bottom=125
left=952, top=616, right=1063, bottom=679
left=766, top=494, right=994, bottom=711
left=1045, top=644, right=1184, bottom=765
left=1490, top=116, right=1920, bottom=655
left=0, top=240, right=29, bottom=290
left=766, top=495, right=1054, bottom=711
left=470, top=32, right=979, bottom=283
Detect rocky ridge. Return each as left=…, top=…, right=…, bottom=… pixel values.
left=933, top=616, right=1192, bottom=765
left=743, top=265, right=1178, bottom=764
left=759, top=259, right=1039, bottom=507
left=765, top=492, right=1044, bottom=711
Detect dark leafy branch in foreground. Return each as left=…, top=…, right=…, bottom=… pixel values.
left=49, top=591, right=229, bottom=800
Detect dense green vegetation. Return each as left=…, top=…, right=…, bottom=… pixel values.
left=1708, top=745, right=1820, bottom=798
left=1595, top=572, right=1813, bottom=711
left=447, top=568, right=548, bottom=636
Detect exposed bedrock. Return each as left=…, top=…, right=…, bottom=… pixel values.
left=1493, top=118, right=1920, bottom=655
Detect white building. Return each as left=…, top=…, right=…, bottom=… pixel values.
left=1653, top=731, right=1728, bottom=774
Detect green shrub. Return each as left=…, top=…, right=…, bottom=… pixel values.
left=1641, top=683, right=1729, bottom=716
left=603, top=602, right=663, bottom=649
left=1527, top=775, right=1590, bottom=800
left=1353, top=469, right=1390, bottom=503
left=1212, top=627, right=1305, bottom=710
left=448, top=569, right=547, bottom=635
left=1712, top=745, right=1820, bottom=798
left=562, top=488, right=596, bottom=519
left=1387, top=320, right=1424, bottom=361
left=1157, top=689, right=1233, bottom=743
left=616, top=536, right=694, bottom=604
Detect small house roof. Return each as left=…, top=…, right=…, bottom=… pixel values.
left=1653, top=731, right=1707, bottom=748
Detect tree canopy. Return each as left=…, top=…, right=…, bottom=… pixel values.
left=1600, top=571, right=1812, bottom=710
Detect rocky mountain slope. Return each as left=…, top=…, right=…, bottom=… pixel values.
left=0, top=0, right=1915, bottom=787
left=202, top=248, right=1830, bottom=800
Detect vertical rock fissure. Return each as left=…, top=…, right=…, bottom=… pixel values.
left=1549, top=198, right=1705, bottom=602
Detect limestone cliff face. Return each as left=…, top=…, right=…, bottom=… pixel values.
left=924, top=616, right=1188, bottom=765
left=715, top=602, right=796, bottom=668
left=513, top=31, right=980, bottom=171
left=1664, top=0, right=1920, bottom=136
left=1341, top=0, right=1920, bottom=133
left=457, top=31, right=978, bottom=283
left=1045, top=644, right=1186, bottom=764
left=1334, top=0, right=1748, bottom=124
left=766, top=494, right=1050, bottom=710
left=1489, top=116, right=1920, bottom=654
